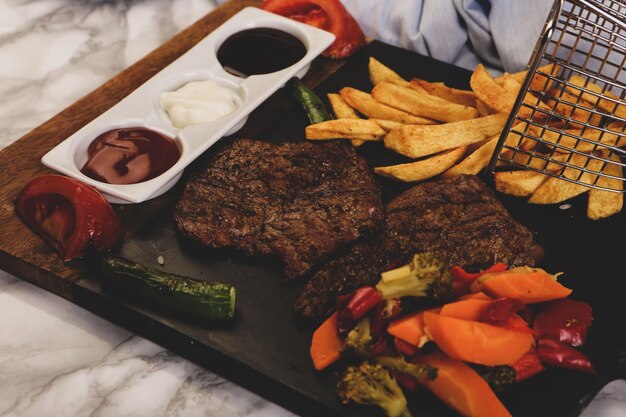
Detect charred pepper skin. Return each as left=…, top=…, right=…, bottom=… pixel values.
left=15, top=174, right=124, bottom=261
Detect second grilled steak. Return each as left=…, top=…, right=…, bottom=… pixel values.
left=175, top=139, right=383, bottom=280
left=294, top=175, right=543, bottom=321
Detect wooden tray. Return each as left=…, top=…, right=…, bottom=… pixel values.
left=0, top=0, right=343, bottom=298
left=1, top=3, right=625, bottom=417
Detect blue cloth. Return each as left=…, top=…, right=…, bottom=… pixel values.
left=340, top=0, right=554, bottom=74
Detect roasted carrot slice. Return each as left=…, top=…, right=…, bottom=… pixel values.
left=482, top=271, right=572, bottom=303
left=501, top=314, right=533, bottom=334
left=423, top=311, right=534, bottom=366
left=440, top=299, right=492, bottom=321
left=387, top=311, right=427, bottom=347
left=310, top=312, right=343, bottom=371
left=420, top=351, right=512, bottom=417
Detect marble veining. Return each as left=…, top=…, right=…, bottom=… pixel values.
left=0, top=0, right=624, bottom=416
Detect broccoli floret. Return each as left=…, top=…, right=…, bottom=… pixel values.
left=338, top=362, right=412, bottom=417
left=344, top=317, right=373, bottom=359
left=377, top=356, right=438, bottom=381
left=376, top=253, right=454, bottom=301
left=472, top=364, right=516, bottom=391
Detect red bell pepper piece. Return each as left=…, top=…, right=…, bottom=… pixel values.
left=533, top=299, right=593, bottom=347
left=371, top=337, right=394, bottom=357
left=261, top=0, right=366, bottom=59
left=394, top=371, right=420, bottom=392
left=394, top=337, right=421, bottom=359
left=536, top=338, right=596, bottom=375
left=451, top=262, right=508, bottom=296
left=336, top=286, right=381, bottom=334
left=15, top=175, right=123, bottom=261
left=482, top=297, right=525, bottom=325
left=511, top=349, right=545, bottom=382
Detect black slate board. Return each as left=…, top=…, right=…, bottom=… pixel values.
left=74, top=41, right=626, bottom=417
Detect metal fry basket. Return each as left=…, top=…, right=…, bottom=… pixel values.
left=488, top=0, right=626, bottom=193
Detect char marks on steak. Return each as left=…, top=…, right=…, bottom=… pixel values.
left=175, top=139, right=383, bottom=280
left=294, top=175, right=542, bottom=321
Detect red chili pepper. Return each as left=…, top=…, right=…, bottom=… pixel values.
left=511, top=349, right=545, bottom=382
left=336, top=286, right=381, bottom=334
left=482, top=298, right=525, bottom=325
left=371, top=337, right=394, bottom=357
left=451, top=262, right=508, bottom=296
left=533, top=299, right=593, bottom=347
left=261, top=0, right=366, bottom=59
left=15, top=175, right=123, bottom=261
left=536, top=338, right=596, bottom=375
left=394, top=337, right=421, bottom=359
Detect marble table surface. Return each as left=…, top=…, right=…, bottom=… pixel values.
left=0, top=0, right=624, bottom=416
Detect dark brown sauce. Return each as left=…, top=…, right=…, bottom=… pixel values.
left=217, top=28, right=307, bottom=77
left=81, top=128, right=180, bottom=185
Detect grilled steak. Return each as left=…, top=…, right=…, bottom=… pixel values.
left=294, top=175, right=542, bottom=321
left=175, top=139, right=383, bottom=280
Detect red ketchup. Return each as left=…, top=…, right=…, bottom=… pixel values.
left=81, top=128, right=180, bottom=185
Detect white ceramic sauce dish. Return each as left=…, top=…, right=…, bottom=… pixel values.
left=41, top=7, right=335, bottom=204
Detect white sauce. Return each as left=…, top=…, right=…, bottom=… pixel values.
left=159, top=80, right=238, bottom=128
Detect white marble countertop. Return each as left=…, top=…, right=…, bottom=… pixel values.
left=0, top=1, right=624, bottom=416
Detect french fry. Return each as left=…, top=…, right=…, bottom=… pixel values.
left=306, top=119, right=386, bottom=141
left=494, top=170, right=549, bottom=197
left=471, top=64, right=551, bottom=119
left=502, top=150, right=571, bottom=172
left=370, top=119, right=405, bottom=132
left=565, top=75, right=626, bottom=119
left=528, top=122, right=625, bottom=154
left=500, top=74, right=522, bottom=95
left=410, top=79, right=477, bottom=107
left=340, top=87, right=438, bottom=124
left=384, top=113, right=507, bottom=158
left=442, top=136, right=499, bottom=177
left=327, top=93, right=360, bottom=119
left=326, top=93, right=365, bottom=147
left=587, top=151, right=624, bottom=220
left=374, top=146, right=468, bottom=182
left=472, top=64, right=517, bottom=114
left=528, top=152, right=605, bottom=204
left=372, top=82, right=479, bottom=123
left=475, top=99, right=491, bottom=116
left=369, top=57, right=410, bottom=87
left=494, top=63, right=560, bottom=92
left=544, top=89, right=603, bottom=127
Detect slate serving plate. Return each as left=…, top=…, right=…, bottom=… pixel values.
left=74, top=41, right=626, bottom=417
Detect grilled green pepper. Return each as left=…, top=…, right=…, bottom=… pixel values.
left=101, top=256, right=235, bottom=321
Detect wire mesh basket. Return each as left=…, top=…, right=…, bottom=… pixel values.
left=488, top=0, right=626, bottom=193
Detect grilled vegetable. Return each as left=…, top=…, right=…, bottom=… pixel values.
left=262, top=0, right=366, bottom=59
left=376, top=253, right=455, bottom=302
left=15, top=174, right=123, bottom=261
left=419, top=352, right=513, bottom=417
left=533, top=299, right=592, bottom=347
left=536, top=338, right=596, bottom=374
left=337, top=286, right=382, bottom=334
left=338, top=362, right=412, bottom=417
left=100, top=256, right=235, bottom=321
left=287, top=77, right=332, bottom=124
left=377, top=356, right=438, bottom=381
left=511, top=349, right=545, bottom=382
left=344, top=317, right=374, bottom=359
left=311, top=312, right=344, bottom=370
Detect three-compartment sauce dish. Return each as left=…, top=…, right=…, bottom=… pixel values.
left=41, top=7, right=335, bottom=204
